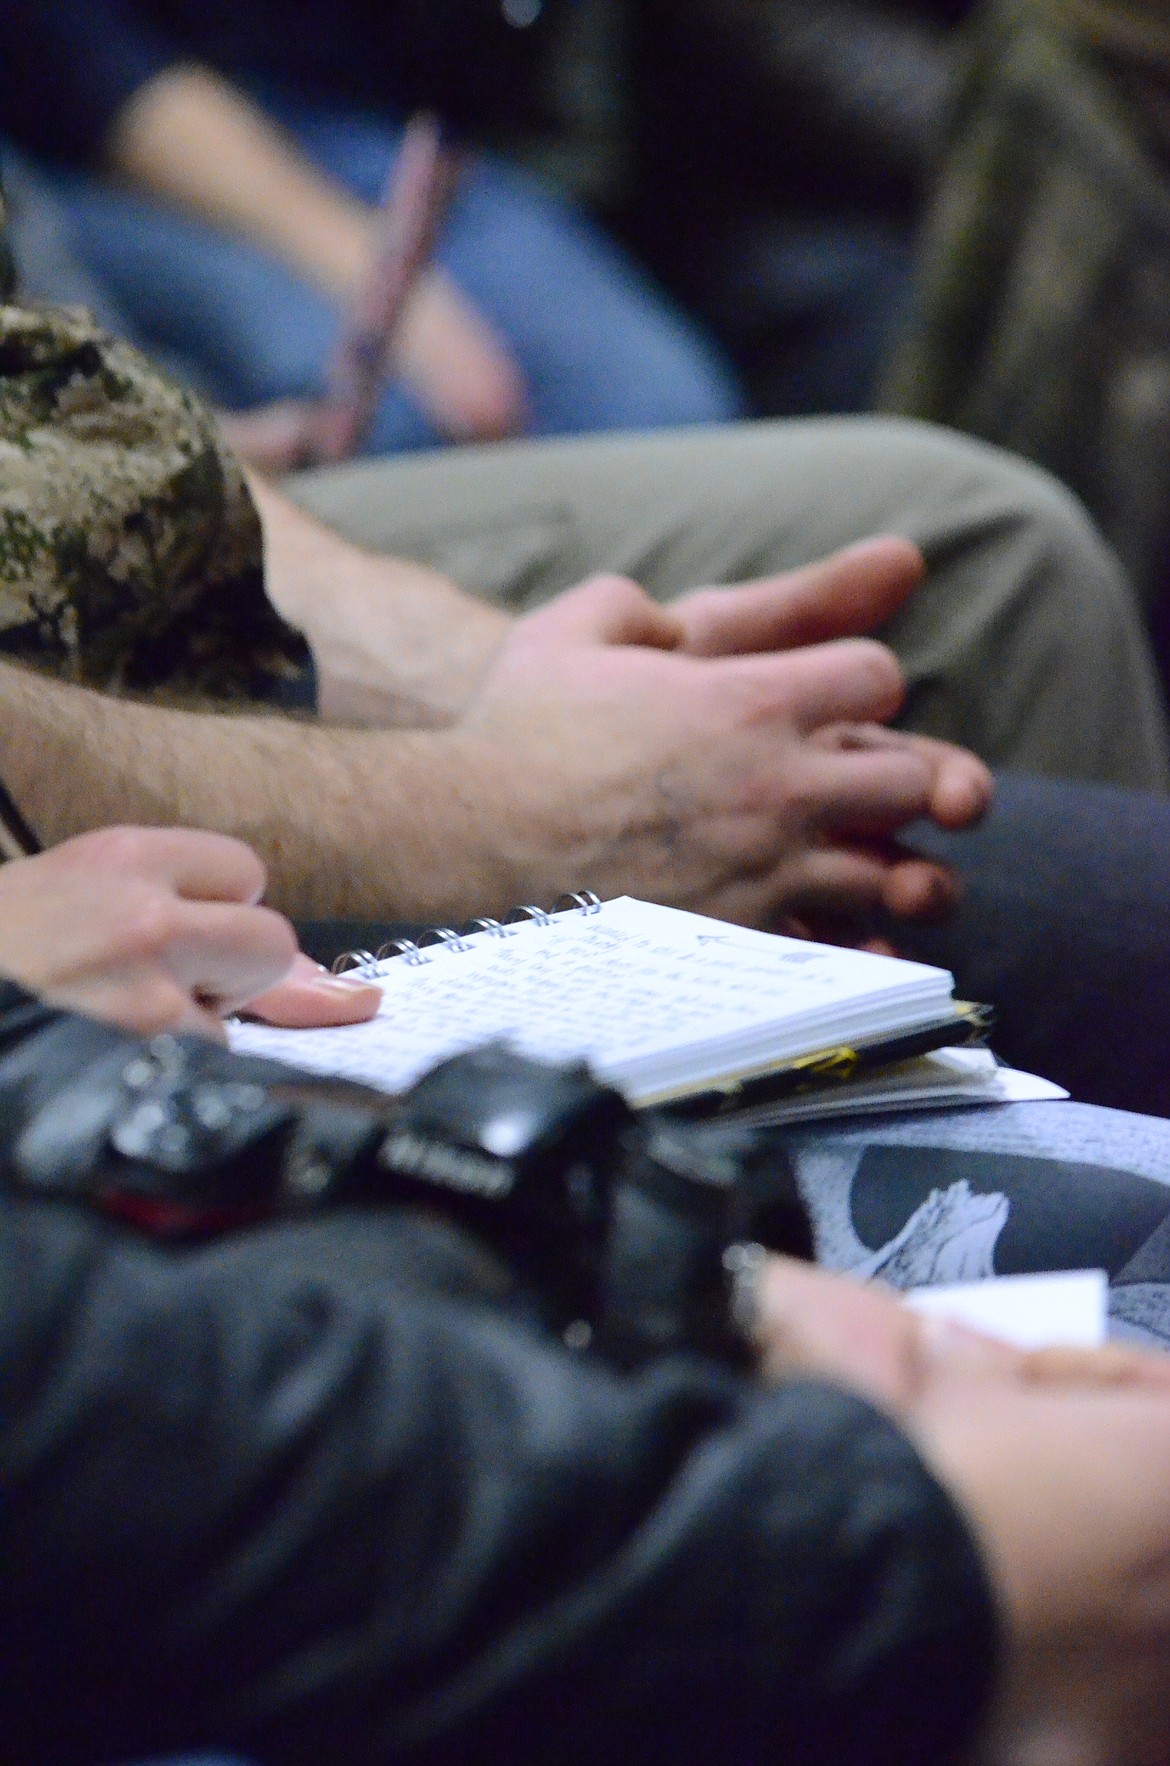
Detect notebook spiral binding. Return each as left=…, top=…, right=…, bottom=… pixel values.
left=330, top=891, right=603, bottom=978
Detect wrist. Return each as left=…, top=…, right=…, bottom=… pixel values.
left=257, top=478, right=511, bottom=728
left=312, top=553, right=509, bottom=728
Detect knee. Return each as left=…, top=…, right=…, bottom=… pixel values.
left=904, top=421, right=1138, bottom=631
left=989, top=453, right=1124, bottom=608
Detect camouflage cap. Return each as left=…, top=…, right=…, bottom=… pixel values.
left=0, top=285, right=308, bottom=700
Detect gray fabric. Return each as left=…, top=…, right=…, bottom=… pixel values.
left=289, top=415, right=1170, bottom=788
left=790, top=1100, right=1170, bottom=1348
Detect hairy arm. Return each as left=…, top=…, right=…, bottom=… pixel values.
left=0, top=573, right=989, bottom=931
left=0, top=659, right=496, bottom=921
left=254, top=477, right=509, bottom=728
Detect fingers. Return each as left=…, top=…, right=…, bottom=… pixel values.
left=63, top=826, right=269, bottom=906
left=754, top=1256, right=927, bottom=1412
left=811, top=724, right=994, bottom=830
left=1019, top=1344, right=1170, bottom=1393
left=528, top=574, right=686, bottom=652
left=880, top=857, right=960, bottom=922
left=162, top=899, right=299, bottom=1014
left=246, top=951, right=383, bottom=1027
left=733, top=638, right=907, bottom=732
left=677, top=537, right=926, bottom=658
left=754, top=1258, right=1170, bottom=1429
left=889, top=732, right=994, bottom=830
left=768, top=853, right=957, bottom=944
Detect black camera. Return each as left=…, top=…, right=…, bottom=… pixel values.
left=4, top=1012, right=813, bottom=1371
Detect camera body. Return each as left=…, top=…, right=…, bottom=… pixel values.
left=6, top=1017, right=813, bottom=1370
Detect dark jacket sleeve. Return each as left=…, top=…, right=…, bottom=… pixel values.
left=0, top=0, right=175, bottom=163
left=0, top=985, right=998, bottom=1763
left=0, top=1191, right=998, bottom=1766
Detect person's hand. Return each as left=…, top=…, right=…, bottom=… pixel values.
left=451, top=569, right=991, bottom=933
left=675, top=535, right=989, bottom=931
left=752, top=1257, right=1170, bottom=1763
left=244, top=950, right=383, bottom=1030
left=0, top=828, right=380, bottom=1037
left=914, top=1381, right=1170, bottom=1766
left=750, top=1255, right=1170, bottom=1415
left=219, top=273, right=528, bottom=473
left=673, top=536, right=989, bottom=836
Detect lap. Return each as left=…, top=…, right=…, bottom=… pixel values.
left=289, top=416, right=1170, bottom=787
left=788, top=1099, right=1170, bottom=1350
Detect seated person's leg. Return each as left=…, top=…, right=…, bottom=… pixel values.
left=899, top=772, right=1170, bottom=1116
left=788, top=1096, right=1170, bottom=1350
left=288, top=415, right=1170, bottom=788
left=435, top=155, right=744, bottom=436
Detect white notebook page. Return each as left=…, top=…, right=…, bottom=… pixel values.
left=230, top=896, right=954, bottom=1103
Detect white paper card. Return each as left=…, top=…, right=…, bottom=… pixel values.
left=904, top=1269, right=1107, bottom=1349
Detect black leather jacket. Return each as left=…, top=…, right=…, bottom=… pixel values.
left=0, top=982, right=997, bottom=1765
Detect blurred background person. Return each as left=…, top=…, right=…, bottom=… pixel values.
left=880, top=0, right=1170, bottom=694
left=544, top=0, right=977, bottom=415
left=0, top=0, right=742, bottom=459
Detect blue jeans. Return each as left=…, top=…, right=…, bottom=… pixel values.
left=50, top=98, right=742, bottom=453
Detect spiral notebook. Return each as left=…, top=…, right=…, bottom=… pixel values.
left=228, top=894, right=1034, bottom=1112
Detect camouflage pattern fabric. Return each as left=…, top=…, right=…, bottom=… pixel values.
left=1056, top=0, right=1170, bottom=66
left=0, top=188, right=308, bottom=700
left=0, top=179, right=15, bottom=305
left=879, top=0, right=1170, bottom=621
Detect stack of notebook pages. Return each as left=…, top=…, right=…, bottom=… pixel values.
left=230, top=895, right=1067, bottom=1121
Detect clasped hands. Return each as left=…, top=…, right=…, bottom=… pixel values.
left=435, top=532, right=991, bottom=935
left=0, top=533, right=985, bottom=1028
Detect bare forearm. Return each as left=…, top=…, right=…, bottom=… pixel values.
left=108, top=65, right=373, bottom=300
left=254, top=478, right=509, bottom=728
left=0, top=662, right=505, bottom=921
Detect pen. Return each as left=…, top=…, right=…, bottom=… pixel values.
left=310, top=112, right=464, bottom=464
left=218, top=112, right=464, bottom=475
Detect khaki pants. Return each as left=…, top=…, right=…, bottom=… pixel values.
left=290, top=416, right=1170, bottom=790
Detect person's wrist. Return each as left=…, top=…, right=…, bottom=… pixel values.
left=315, top=554, right=510, bottom=728
left=308, top=204, right=379, bottom=303
left=259, top=479, right=512, bottom=730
